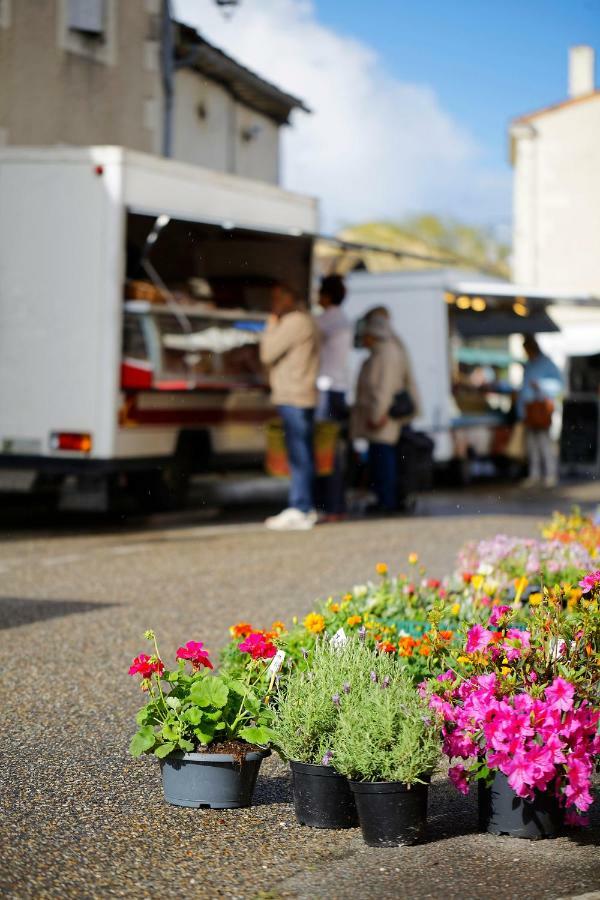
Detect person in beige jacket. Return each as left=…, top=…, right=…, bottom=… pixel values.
left=352, top=313, right=418, bottom=513
left=260, top=283, right=320, bottom=530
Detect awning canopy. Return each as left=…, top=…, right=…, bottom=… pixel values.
left=453, top=307, right=560, bottom=337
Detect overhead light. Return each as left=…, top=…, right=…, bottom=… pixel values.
left=513, top=301, right=528, bottom=317
left=456, top=295, right=471, bottom=310
left=471, top=297, right=487, bottom=312
left=444, top=291, right=455, bottom=304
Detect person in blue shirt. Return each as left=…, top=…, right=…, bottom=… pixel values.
left=518, top=335, right=563, bottom=488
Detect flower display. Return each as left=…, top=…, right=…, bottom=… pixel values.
left=579, top=571, right=600, bottom=594
left=175, top=640, right=213, bottom=670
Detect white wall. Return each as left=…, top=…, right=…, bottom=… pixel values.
left=512, top=95, right=600, bottom=294
left=172, top=69, right=280, bottom=184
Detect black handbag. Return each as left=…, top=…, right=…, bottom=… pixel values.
left=388, top=389, right=416, bottom=420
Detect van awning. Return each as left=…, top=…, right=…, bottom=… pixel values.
left=453, top=307, right=560, bottom=337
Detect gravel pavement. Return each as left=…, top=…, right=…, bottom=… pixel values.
left=1, top=499, right=599, bottom=900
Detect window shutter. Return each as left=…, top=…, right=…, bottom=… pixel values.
left=68, top=0, right=105, bottom=35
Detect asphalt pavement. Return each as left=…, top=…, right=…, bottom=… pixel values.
left=1, top=481, right=600, bottom=900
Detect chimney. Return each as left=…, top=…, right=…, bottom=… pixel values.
left=568, top=45, right=595, bottom=98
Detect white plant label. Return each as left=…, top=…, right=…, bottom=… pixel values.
left=330, top=628, right=348, bottom=648
left=267, top=649, right=286, bottom=677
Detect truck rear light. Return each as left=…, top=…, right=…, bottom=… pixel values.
left=121, top=359, right=154, bottom=389
left=50, top=432, right=93, bottom=453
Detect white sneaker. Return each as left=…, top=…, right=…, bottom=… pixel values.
left=265, top=508, right=315, bottom=531
left=544, top=475, right=558, bottom=489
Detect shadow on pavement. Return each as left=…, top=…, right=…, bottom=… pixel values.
left=0, top=596, right=118, bottom=630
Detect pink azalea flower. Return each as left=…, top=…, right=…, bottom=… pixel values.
left=175, top=640, right=213, bottom=670
left=545, top=677, right=575, bottom=713
left=448, top=764, right=470, bottom=795
left=578, top=570, right=600, bottom=594
left=565, top=809, right=589, bottom=827
left=488, top=605, right=512, bottom=627
left=465, top=624, right=493, bottom=654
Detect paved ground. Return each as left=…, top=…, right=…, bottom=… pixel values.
left=1, top=483, right=600, bottom=899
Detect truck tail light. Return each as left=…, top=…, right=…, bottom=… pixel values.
left=50, top=432, right=93, bottom=453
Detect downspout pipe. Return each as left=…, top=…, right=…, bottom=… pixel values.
left=161, top=0, right=175, bottom=158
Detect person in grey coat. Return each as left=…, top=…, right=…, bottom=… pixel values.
left=352, top=313, right=419, bottom=512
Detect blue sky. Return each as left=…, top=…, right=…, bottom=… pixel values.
left=315, top=0, right=600, bottom=173
left=176, top=0, right=600, bottom=231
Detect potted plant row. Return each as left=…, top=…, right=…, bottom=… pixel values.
left=128, top=630, right=276, bottom=809
left=271, top=638, right=441, bottom=846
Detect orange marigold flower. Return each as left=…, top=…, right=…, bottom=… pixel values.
left=343, top=593, right=353, bottom=602
left=418, top=644, right=431, bottom=656
left=304, top=612, right=325, bottom=634
left=271, top=621, right=286, bottom=634
left=330, top=603, right=340, bottom=613
left=439, top=630, right=453, bottom=641
left=408, top=553, right=419, bottom=565
left=229, top=622, right=253, bottom=638
left=375, top=562, right=388, bottom=576
left=377, top=640, right=397, bottom=654
left=347, top=614, right=362, bottom=627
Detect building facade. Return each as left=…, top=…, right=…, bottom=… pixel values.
left=0, top=0, right=306, bottom=185
left=509, top=45, right=600, bottom=294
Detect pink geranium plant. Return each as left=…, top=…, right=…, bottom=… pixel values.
left=425, top=576, right=600, bottom=825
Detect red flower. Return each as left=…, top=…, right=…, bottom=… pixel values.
left=462, top=572, right=473, bottom=584
left=238, top=632, right=277, bottom=660
left=377, top=640, right=397, bottom=654
left=128, top=653, right=164, bottom=678
left=427, top=579, right=441, bottom=589
left=176, top=640, right=213, bottom=670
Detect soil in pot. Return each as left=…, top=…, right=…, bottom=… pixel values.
left=160, top=740, right=270, bottom=809
left=478, top=771, right=564, bottom=839
left=350, top=779, right=429, bottom=847
left=290, top=761, right=358, bottom=829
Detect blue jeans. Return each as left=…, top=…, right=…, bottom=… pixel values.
left=368, top=442, right=397, bottom=512
left=277, top=405, right=315, bottom=513
left=316, top=390, right=347, bottom=515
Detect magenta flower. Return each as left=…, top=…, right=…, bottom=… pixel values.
left=578, top=570, right=600, bottom=594
left=128, top=653, right=164, bottom=678
left=544, top=677, right=575, bottom=712
left=488, top=605, right=512, bottom=627
left=448, top=764, right=469, bottom=795
left=175, top=640, right=213, bottom=670
left=465, top=624, right=493, bottom=654
left=238, top=632, right=277, bottom=660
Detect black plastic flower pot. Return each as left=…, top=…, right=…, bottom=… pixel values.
left=160, top=749, right=270, bottom=809
left=290, top=761, right=358, bottom=828
left=478, top=771, right=564, bottom=839
left=350, top=778, right=429, bottom=847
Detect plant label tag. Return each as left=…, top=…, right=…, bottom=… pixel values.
left=330, top=628, right=348, bottom=648
left=267, top=649, right=286, bottom=677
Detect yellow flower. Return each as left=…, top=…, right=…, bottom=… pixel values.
left=292, top=616, right=298, bottom=625
left=347, top=614, right=362, bottom=627
left=528, top=593, right=542, bottom=607
left=304, top=612, right=325, bottom=634
left=330, top=603, right=340, bottom=614
left=501, top=666, right=511, bottom=676
left=408, top=553, right=419, bottom=565
left=457, top=655, right=470, bottom=664
left=376, top=562, right=388, bottom=576
left=513, top=576, right=529, bottom=605
left=343, top=593, right=353, bottom=603
left=451, top=603, right=461, bottom=616
left=471, top=574, right=485, bottom=591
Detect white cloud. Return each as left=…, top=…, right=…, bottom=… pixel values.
left=173, top=0, right=511, bottom=230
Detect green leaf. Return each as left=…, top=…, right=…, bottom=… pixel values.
left=135, top=707, right=153, bottom=726
left=129, top=726, right=156, bottom=757
left=161, top=723, right=180, bottom=741
left=154, top=742, right=176, bottom=758
left=178, top=738, right=194, bottom=752
left=203, top=710, right=222, bottom=722
left=166, top=696, right=181, bottom=710
left=193, top=726, right=215, bottom=746
left=225, top=678, right=247, bottom=697
left=185, top=707, right=203, bottom=725
left=239, top=725, right=275, bottom=746
left=167, top=670, right=180, bottom=682
left=190, top=678, right=229, bottom=709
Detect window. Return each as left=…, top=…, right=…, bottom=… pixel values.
left=68, top=0, right=105, bottom=36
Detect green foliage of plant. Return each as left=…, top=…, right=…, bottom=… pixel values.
left=271, top=638, right=441, bottom=781
left=128, top=633, right=275, bottom=759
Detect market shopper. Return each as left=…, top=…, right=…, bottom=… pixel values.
left=351, top=313, right=415, bottom=513
left=518, top=335, right=563, bottom=488
left=260, top=283, right=320, bottom=530
left=315, top=275, right=352, bottom=519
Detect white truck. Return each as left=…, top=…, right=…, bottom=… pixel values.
left=0, top=146, right=317, bottom=509
left=345, top=269, right=600, bottom=480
